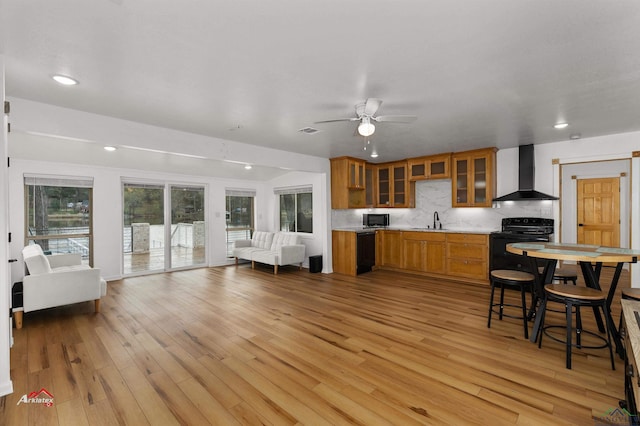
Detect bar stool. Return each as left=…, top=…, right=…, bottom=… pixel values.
left=622, top=288, right=640, bottom=301
left=538, top=265, right=578, bottom=284
left=537, top=284, right=615, bottom=370
left=488, top=269, right=535, bottom=339
left=553, top=267, right=578, bottom=285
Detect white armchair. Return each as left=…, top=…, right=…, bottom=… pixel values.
left=16, top=244, right=107, bottom=329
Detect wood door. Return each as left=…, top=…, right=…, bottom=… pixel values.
left=577, top=177, right=620, bottom=247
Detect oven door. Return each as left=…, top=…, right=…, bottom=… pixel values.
left=489, top=232, right=551, bottom=272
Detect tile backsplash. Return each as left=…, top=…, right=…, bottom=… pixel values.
left=332, top=180, right=554, bottom=231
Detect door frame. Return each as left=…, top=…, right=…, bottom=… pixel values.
left=576, top=176, right=621, bottom=247
left=559, top=160, right=630, bottom=250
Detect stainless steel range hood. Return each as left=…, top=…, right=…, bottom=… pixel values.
left=492, top=144, right=558, bottom=202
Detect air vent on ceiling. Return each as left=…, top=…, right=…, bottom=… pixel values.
left=298, top=127, right=320, bottom=135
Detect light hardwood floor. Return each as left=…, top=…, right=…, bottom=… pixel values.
left=1, top=264, right=630, bottom=425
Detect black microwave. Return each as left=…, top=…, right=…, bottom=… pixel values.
left=363, top=213, right=389, bottom=228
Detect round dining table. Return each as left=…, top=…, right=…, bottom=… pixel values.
left=506, top=242, right=640, bottom=356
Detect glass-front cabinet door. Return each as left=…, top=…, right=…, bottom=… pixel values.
left=451, top=148, right=496, bottom=207
left=408, top=154, right=450, bottom=180
left=365, top=164, right=375, bottom=207
left=453, top=157, right=469, bottom=206
left=473, top=157, right=488, bottom=205
left=392, top=163, right=408, bottom=207
left=348, top=159, right=365, bottom=189
left=377, top=166, right=390, bottom=206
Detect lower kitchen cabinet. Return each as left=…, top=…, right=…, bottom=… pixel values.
left=332, top=230, right=377, bottom=276
left=377, top=230, right=403, bottom=268
left=446, top=233, right=488, bottom=281
left=332, top=230, right=357, bottom=275
left=333, top=230, right=489, bottom=283
left=402, top=231, right=446, bottom=274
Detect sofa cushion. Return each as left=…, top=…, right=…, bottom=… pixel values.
left=251, top=249, right=278, bottom=266
left=270, top=233, right=300, bottom=251
left=252, top=231, right=274, bottom=250
left=24, top=254, right=52, bottom=275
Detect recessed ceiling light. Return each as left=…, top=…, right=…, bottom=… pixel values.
left=570, top=133, right=581, bottom=140
left=52, top=75, right=79, bottom=86
left=370, top=153, right=379, bottom=158
left=554, top=122, right=569, bottom=129
left=244, top=164, right=252, bottom=170
left=104, top=146, right=117, bottom=151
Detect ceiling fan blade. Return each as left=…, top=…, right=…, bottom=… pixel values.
left=314, top=118, right=360, bottom=124
left=363, top=98, right=383, bottom=116
left=373, top=115, right=417, bottom=123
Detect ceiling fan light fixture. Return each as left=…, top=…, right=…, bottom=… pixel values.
left=358, top=117, right=375, bottom=136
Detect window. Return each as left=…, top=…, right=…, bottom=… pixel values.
left=24, top=174, right=94, bottom=265
left=275, top=186, right=312, bottom=233
left=226, top=189, right=255, bottom=257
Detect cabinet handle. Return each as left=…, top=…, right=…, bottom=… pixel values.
left=628, top=363, right=634, bottom=377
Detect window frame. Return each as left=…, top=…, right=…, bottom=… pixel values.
left=275, top=186, right=313, bottom=234
left=24, top=174, right=94, bottom=266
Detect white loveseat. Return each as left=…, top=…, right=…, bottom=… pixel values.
left=233, top=231, right=305, bottom=274
left=17, top=244, right=107, bottom=329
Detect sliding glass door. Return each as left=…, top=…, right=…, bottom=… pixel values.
left=170, top=185, right=206, bottom=268
left=123, top=183, right=165, bottom=274
left=123, top=182, right=207, bottom=275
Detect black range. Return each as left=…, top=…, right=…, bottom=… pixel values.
left=490, top=217, right=554, bottom=272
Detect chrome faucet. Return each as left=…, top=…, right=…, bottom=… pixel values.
left=433, top=211, right=440, bottom=229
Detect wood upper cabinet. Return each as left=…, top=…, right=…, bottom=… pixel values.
left=330, top=157, right=366, bottom=209
left=402, top=231, right=446, bottom=274
left=408, top=153, right=451, bottom=181
left=376, top=161, right=413, bottom=207
left=451, top=148, right=497, bottom=208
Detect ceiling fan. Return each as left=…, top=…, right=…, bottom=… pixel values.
left=314, top=98, right=417, bottom=137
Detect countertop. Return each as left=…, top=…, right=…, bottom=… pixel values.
left=332, top=227, right=497, bottom=235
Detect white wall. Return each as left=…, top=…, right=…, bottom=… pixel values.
left=9, top=159, right=269, bottom=280
left=0, top=56, right=14, bottom=396
left=6, top=99, right=333, bottom=282
left=265, top=171, right=330, bottom=271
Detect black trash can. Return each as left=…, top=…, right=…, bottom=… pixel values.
left=12, top=282, right=23, bottom=308
left=309, top=255, right=322, bottom=273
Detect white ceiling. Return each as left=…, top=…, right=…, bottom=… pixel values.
left=2, top=0, right=640, bottom=166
